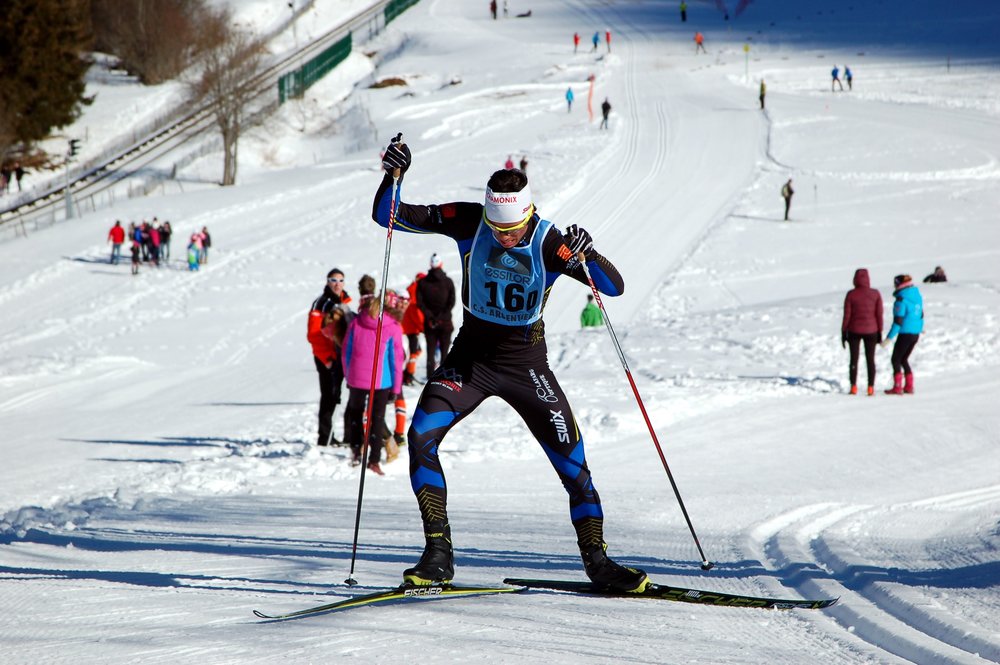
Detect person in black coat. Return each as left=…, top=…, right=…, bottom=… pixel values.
left=416, top=254, right=456, bottom=379
left=923, top=266, right=947, bottom=283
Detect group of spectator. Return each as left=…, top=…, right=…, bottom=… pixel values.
left=504, top=155, right=529, bottom=172
left=571, top=30, right=612, bottom=53
left=307, top=255, right=456, bottom=475
left=106, top=218, right=211, bottom=275
left=107, top=218, right=172, bottom=273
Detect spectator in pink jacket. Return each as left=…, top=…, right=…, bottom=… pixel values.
left=341, top=282, right=406, bottom=475
left=841, top=268, right=883, bottom=395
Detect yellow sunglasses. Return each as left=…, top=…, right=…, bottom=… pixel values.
left=483, top=205, right=534, bottom=234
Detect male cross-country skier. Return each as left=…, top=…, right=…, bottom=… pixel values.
left=373, top=136, right=649, bottom=593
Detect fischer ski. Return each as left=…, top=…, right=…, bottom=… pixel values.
left=503, top=578, right=837, bottom=610
left=253, top=583, right=523, bottom=620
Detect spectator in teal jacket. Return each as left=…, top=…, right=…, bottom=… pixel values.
left=881, top=274, right=923, bottom=394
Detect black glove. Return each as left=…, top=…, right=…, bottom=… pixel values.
left=877, top=332, right=883, bottom=344
left=841, top=331, right=847, bottom=349
left=381, top=133, right=411, bottom=175
left=564, top=224, right=594, bottom=258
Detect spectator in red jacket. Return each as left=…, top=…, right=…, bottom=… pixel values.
left=841, top=268, right=883, bottom=395
left=401, top=271, right=427, bottom=384
left=107, top=220, right=126, bottom=264
left=307, top=268, right=353, bottom=446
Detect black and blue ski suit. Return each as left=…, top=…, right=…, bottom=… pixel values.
left=372, top=174, right=625, bottom=551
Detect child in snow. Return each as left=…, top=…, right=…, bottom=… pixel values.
left=401, top=271, right=426, bottom=385
left=187, top=241, right=199, bottom=271
left=341, top=278, right=406, bottom=475
left=381, top=288, right=411, bottom=463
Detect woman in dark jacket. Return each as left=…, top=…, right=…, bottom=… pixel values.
left=841, top=268, right=883, bottom=395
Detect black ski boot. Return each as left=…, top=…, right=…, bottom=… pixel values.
left=580, top=542, right=649, bottom=593
left=403, top=521, right=454, bottom=585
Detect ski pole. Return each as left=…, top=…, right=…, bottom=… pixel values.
left=345, top=134, right=404, bottom=586
left=577, top=252, right=714, bottom=571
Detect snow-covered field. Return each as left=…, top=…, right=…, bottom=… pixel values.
left=2, top=1, right=999, bottom=663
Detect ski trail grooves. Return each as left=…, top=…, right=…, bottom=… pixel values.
left=757, top=503, right=999, bottom=664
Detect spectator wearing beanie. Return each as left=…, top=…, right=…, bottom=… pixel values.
left=416, top=254, right=456, bottom=379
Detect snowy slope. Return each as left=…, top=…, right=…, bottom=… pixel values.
left=2, top=1, right=999, bottom=663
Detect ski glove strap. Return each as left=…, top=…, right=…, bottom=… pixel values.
left=565, top=224, right=594, bottom=258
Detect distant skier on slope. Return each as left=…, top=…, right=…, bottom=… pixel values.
left=781, top=178, right=794, bottom=220
left=694, top=31, right=706, bottom=54
left=600, top=97, right=612, bottom=129
left=831, top=65, right=844, bottom=91
left=374, top=136, right=648, bottom=593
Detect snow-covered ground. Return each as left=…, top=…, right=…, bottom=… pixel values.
left=2, top=1, right=999, bottom=663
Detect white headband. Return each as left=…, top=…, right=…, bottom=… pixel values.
left=484, top=183, right=533, bottom=225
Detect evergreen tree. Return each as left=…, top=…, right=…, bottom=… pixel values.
left=0, top=0, right=93, bottom=161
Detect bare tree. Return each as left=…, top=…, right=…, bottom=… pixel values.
left=92, top=0, right=207, bottom=84
left=190, top=15, right=265, bottom=186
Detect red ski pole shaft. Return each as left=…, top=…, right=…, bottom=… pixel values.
left=577, top=252, right=714, bottom=570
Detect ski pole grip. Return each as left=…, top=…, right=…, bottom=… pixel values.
left=577, top=251, right=587, bottom=263
left=392, top=132, right=404, bottom=179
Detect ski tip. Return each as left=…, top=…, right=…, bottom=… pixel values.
left=252, top=610, right=271, bottom=619
left=700, top=561, right=715, bottom=571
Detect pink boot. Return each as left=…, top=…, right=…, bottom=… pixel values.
left=904, top=373, right=914, bottom=394
left=885, top=373, right=904, bottom=395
